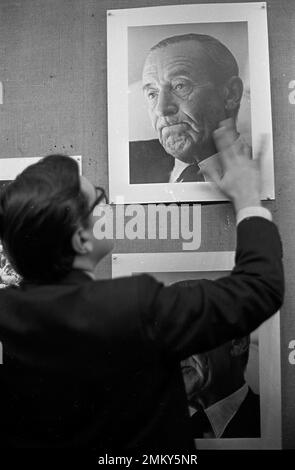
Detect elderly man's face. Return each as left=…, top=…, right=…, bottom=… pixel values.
left=181, top=342, right=232, bottom=405
left=142, top=40, right=227, bottom=163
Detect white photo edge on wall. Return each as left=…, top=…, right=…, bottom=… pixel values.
left=0, top=156, right=83, bottom=180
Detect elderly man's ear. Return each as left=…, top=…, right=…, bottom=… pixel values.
left=223, top=76, right=244, bottom=117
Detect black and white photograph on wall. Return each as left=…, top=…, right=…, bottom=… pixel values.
left=0, top=156, right=82, bottom=184
left=112, top=252, right=281, bottom=449
left=0, top=241, right=20, bottom=289
left=128, top=22, right=251, bottom=186
left=107, top=2, right=274, bottom=204
left=0, top=176, right=20, bottom=288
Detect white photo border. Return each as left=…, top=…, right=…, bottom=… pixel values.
left=0, top=155, right=82, bottom=180
left=112, top=251, right=281, bottom=449
left=107, top=2, right=274, bottom=204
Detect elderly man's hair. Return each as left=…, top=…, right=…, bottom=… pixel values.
left=150, top=33, right=239, bottom=86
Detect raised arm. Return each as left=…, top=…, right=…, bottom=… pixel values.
left=138, top=119, right=284, bottom=359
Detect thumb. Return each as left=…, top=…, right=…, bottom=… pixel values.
left=213, top=118, right=237, bottom=153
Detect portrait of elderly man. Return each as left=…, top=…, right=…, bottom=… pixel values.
left=181, top=336, right=260, bottom=439
left=129, top=33, right=248, bottom=184
left=0, top=183, right=20, bottom=288
left=0, top=243, right=20, bottom=288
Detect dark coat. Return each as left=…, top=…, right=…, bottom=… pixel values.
left=221, top=388, right=261, bottom=438
left=129, top=139, right=174, bottom=184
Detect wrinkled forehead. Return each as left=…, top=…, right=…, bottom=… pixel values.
left=142, top=40, right=212, bottom=83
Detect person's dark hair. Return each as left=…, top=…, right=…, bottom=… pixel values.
left=150, top=33, right=239, bottom=87
left=0, top=155, right=89, bottom=283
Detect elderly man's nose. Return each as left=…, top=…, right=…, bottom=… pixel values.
left=155, top=89, right=178, bottom=116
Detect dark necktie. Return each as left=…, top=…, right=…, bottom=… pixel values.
left=175, top=164, right=204, bottom=182
left=190, top=408, right=212, bottom=438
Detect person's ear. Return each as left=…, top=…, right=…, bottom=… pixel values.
left=223, top=76, right=243, bottom=116
left=230, top=336, right=250, bottom=357
left=71, top=226, right=93, bottom=255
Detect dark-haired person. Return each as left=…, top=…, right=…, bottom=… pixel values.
left=130, top=33, right=247, bottom=184
left=0, top=120, right=283, bottom=451
left=181, top=336, right=261, bottom=439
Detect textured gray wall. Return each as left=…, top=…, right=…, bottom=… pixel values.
left=0, top=0, right=294, bottom=448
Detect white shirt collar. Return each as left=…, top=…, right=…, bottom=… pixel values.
left=170, top=136, right=246, bottom=183
left=189, top=383, right=249, bottom=438
left=206, top=384, right=249, bottom=438
left=198, top=136, right=246, bottom=182
left=169, top=159, right=191, bottom=183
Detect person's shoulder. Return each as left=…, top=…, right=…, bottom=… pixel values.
left=129, top=139, right=168, bottom=159
left=244, top=387, right=260, bottom=408
left=89, top=273, right=160, bottom=300
left=109, top=273, right=160, bottom=295
left=129, top=139, right=174, bottom=165
left=129, top=140, right=174, bottom=184
left=92, top=273, right=156, bottom=287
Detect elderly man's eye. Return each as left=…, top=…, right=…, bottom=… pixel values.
left=172, top=81, right=191, bottom=96
left=146, top=90, right=158, bottom=100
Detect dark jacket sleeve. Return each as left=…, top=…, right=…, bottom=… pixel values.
left=138, top=217, right=284, bottom=360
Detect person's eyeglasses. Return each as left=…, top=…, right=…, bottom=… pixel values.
left=87, top=186, right=108, bottom=216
